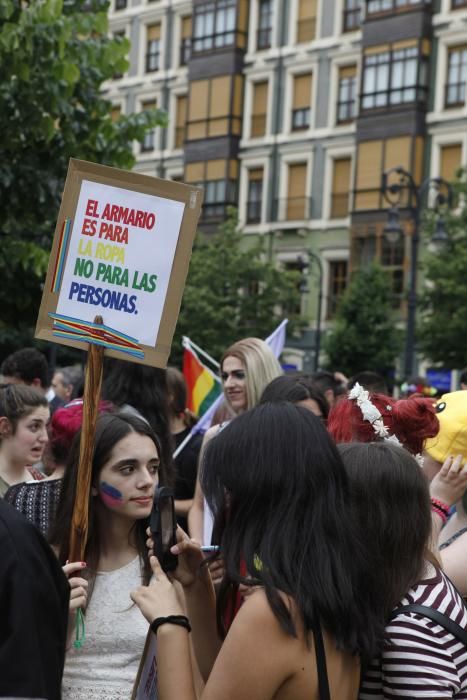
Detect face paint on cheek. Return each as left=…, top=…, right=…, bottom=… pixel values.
left=99, top=481, right=124, bottom=508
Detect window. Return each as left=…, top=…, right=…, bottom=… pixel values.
left=361, top=42, right=428, bottom=110
left=285, top=163, right=309, bottom=220
left=146, top=24, right=161, bottom=73
left=330, top=158, right=351, bottom=218
left=113, top=30, right=126, bottom=79
left=440, top=144, right=462, bottom=182
left=297, top=0, right=316, bottom=43
left=246, top=169, right=263, bottom=223
left=381, top=236, right=404, bottom=307
left=111, top=105, right=121, bottom=122
left=185, top=160, right=238, bottom=221
left=452, top=0, right=467, bottom=7
left=343, top=0, right=361, bottom=32
left=337, top=65, right=357, bottom=123
left=115, top=0, right=127, bottom=9
left=291, top=73, right=312, bottom=131
left=250, top=81, right=268, bottom=137
left=445, top=46, right=467, bottom=107
left=354, top=135, right=422, bottom=210
left=193, top=0, right=236, bottom=53
left=327, top=261, right=348, bottom=318
left=180, top=16, right=192, bottom=66
left=141, top=101, right=157, bottom=152
left=367, top=0, right=428, bottom=14
left=351, top=226, right=404, bottom=308
left=175, top=95, right=187, bottom=149
left=187, top=76, right=243, bottom=140
left=257, top=0, right=273, bottom=50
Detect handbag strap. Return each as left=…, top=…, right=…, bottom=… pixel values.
left=312, top=623, right=331, bottom=700
left=390, top=604, right=467, bottom=646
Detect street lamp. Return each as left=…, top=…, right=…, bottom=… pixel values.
left=381, top=167, right=453, bottom=380
left=296, top=252, right=323, bottom=372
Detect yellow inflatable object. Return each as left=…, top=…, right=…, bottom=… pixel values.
left=425, top=391, right=467, bottom=464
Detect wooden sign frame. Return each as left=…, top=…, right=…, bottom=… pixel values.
left=35, top=158, right=202, bottom=368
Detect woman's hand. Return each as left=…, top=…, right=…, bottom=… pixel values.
left=146, top=526, right=206, bottom=589
left=63, top=561, right=88, bottom=612
left=131, top=555, right=185, bottom=624
left=430, top=454, right=467, bottom=507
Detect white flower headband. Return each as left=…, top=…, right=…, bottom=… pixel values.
left=348, top=382, right=424, bottom=466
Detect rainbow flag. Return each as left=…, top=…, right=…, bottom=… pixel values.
left=182, top=342, right=222, bottom=416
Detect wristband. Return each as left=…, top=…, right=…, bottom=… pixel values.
left=431, top=497, right=450, bottom=517
left=150, top=615, right=191, bottom=635
left=431, top=504, right=448, bottom=525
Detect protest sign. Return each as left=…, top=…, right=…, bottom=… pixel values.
left=35, top=158, right=202, bottom=368
left=132, top=631, right=158, bottom=700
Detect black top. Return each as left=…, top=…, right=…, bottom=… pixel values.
left=4, top=478, right=63, bottom=538
left=0, top=498, right=69, bottom=700
left=173, top=428, right=203, bottom=532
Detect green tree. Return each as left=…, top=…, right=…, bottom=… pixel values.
left=418, top=173, right=467, bottom=369
left=170, top=210, right=302, bottom=365
left=0, top=0, right=166, bottom=354
left=324, top=263, right=403, bottom=377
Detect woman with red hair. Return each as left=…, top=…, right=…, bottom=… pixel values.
left=328, top=384, right=467, bottom=547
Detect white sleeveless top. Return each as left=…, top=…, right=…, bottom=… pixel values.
left=62, top=556, right=150, bottom=699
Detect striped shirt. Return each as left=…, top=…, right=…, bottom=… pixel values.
left=360, top=564, right=467, bottom=698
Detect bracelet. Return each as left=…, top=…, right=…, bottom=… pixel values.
left=431, top=497, right=450, bottom=517
left=150, top=615, right=191, bottom=635
left=431, top=504, right=448, bottom=525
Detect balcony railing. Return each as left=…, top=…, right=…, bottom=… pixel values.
left=330, top=194, right=350, bottom=219
left=180, top=38, right=192, bottom=66
left=297, top=18, right=316, bottom=43
left=246, top=200, right=262, bottom=223
left=174, top=126, right=186, bottom=149
left=272, top=197, right=312, bottom=222
left=250, top=114, right=267, bottom=137
left=445, top=81, right=466, bottom=108
left=257, top=27, right=272, bottom=50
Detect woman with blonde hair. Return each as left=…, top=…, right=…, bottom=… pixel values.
left=188, top=337, right=282, bottom=545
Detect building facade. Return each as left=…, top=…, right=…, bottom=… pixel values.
left=106, top=0, right=467, bottom=370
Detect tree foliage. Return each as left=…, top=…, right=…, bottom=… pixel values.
left=0, top=0, right=166, bottom=352
left=418, top=173, right=467, bottom=368
left=170, top=210, right=303, bottom=366
left=323, top=263, right=403, bottom=377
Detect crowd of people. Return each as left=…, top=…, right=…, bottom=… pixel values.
left=1, top=342, right=467, bottom=699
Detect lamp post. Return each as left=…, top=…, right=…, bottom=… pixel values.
left=381, top=167, right=453, bottom=380
left=297, top=252, right=323, bottom=372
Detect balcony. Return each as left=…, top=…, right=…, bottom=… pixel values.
left=250, top=114, right=267, bottom=138
left=330, top=194, right=350, bottom=219
left=174, top=126, right=186, bottom=150
left=257, top=27, right=271, bottom=50
left=246, top=200, right=262, bottom=224
left=272, top=197, right=312, bottom=222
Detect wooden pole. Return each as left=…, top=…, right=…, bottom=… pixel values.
left=69, top=315, right=104, bottom=562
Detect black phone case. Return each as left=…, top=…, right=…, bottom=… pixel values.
left=150, top=486, right=178, bottom=572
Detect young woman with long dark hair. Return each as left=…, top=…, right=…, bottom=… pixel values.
left=340, top=442, right=467, bottom=698
left=132, top=402, right=381, bottom=699
left=50, top=412, right=168, bottom=700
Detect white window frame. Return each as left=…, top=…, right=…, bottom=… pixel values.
left=247, top=0, right=279, bottom=54
left=278, top=152, right=313, bottom=226
left=243, top=73, right=274, bottom=141
left=328, top=54, right=360, bottom=127
left=322, top=146, right=355, bottom=222
left=239, top=157, right=270, bottom=228
left=139, top=15, right=166, bottom=77
left=284, top=62, right=318, bottom=135
left=136, top=92, right=163, bottom=158
left=289, top=0, right=322, bottom=46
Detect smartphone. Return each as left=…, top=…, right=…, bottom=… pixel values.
left=150, top=486, right=178, bottom=572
